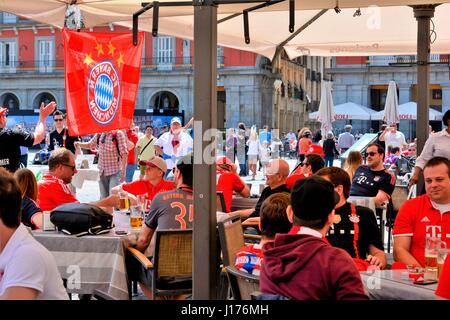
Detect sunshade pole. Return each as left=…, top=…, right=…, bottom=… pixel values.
left=193, top=0, right=219, bottom=300
left=414, top=5, right=436, bottom=192
left=273, top=9, right=328, bottom=60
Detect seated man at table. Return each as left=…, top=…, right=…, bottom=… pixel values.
left=111, top=156, right=174, bottom=212
left=349, top=143, right=396, bottom=207
left=0, top=168, right=68, bottom=300
left=216, top=156, right=250, bottom=213
left=37, top=148, right=119, bottom=211
left=286, top=153, right=325, bottom=189
left=132, top=154, right=194, bottom=298
left=316, top=167, right=387, bottom=269
left=260, top=176, right=368, bottom=300
left=231, top=159, right=290, bottom=219
left=235, top=192, right=292, bottom=275
left=393, top=157, right=450, bottom=268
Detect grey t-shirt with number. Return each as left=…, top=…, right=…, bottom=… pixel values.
left=145, top=188, right=194, bottom=231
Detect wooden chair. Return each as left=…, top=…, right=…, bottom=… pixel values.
left=216, top=191, right=227, bottom=213
left=127, top=229, right=192, bottom=299
left=217, top=215, right=260, bottom=267
left=225, top=265, right=259, bottom=300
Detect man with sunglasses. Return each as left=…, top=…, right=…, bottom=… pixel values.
left=286, top=153, right=325, bottom=189
left=0, top=102, right=55, bottom=173
left=349, top=143, right=396, bottom=207
left=47, top=110, right=80, bottom=154
left=38, top=148, right=119, bottom=211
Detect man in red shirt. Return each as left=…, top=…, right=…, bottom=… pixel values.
left=393, top=157, right=450, bottom=267
left=216, top=156, right=250, bottom=212
left=112, top=156, right=174, bottom=212
left=125, top=123, right=139, bottom=183
left=38, top=149, right=119, bottom=211
left=286, top=153, right=325, bottom=189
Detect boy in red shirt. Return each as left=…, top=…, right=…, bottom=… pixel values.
left=112, top=156, right=174, bottom=212
left=393, top=157, right=450, bottom=267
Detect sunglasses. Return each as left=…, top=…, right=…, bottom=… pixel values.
left=54, top=118, right=64, bottom=122
left=300, top=162, right=309, bottom=167
left=366, top=152, right=378, bottom=157
left=61, top=163, right=76, bottom=171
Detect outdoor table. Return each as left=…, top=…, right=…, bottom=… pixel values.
left=71, top=168, right=100, bottom=189
left=360, top=269, right=440, bottom=300
left=33, top=230, right=131, bottom=300
left=231, top=196, right=259, bottom=211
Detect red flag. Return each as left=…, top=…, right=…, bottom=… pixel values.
left=63, top=29, right=143, bottom=136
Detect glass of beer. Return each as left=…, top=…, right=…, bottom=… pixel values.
left=118, top=190, right=130, bottom=211
left=130, top=205, right=143, bottom=231
left=425, top=237, right=445, bottom=280
left=437, top=247, right=449, bottom=281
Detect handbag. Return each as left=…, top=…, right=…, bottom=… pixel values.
left=50, top=203, right=113, bottom=237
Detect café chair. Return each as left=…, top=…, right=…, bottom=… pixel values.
left=225, top=265, right=260, bottom=300
left=127, top=229, right=192, bottom=300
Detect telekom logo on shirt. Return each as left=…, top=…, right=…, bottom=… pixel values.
left=426, top=225, right=442, bottom=238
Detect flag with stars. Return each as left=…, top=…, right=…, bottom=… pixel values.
left=63, top=29, right=143, bottom=136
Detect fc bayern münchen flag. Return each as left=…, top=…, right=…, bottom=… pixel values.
left=63, top=29, right=143, bottom=136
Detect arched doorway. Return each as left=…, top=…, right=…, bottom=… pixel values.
left=34, top=92, right=57, bottom=108
left=0, top=93, right=20, bottom=110
left=150, top=91, right=179, bottom=111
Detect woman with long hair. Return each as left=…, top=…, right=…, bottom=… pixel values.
left=247, top=128, right=260, bottom=180
left=14, top=168, right=43, bottom=229
left=344, top=151, right=363, bottom=181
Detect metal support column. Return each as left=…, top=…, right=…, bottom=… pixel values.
left=193, top=0, right=218, bottom=300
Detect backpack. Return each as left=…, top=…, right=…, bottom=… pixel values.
left=50, top=203, right=113, bottom=237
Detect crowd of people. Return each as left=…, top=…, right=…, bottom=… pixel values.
left=0, top=102, right=449, bottom=300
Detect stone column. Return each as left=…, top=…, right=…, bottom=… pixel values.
left=398, top=84, right=411, bottom=105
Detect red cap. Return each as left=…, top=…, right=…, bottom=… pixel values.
left=216, top=156, right=233, bottom=166
left=0, top=107, right=8, bottom=116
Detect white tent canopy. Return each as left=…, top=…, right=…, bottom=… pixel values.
left=2, top=1, right=450, bottom=59
left=372, top=102, right=443, bottom=121
left=310, top=102, right=375, bottom=120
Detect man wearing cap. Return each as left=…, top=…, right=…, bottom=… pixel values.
left=0, top=102, right=56, bottom=173
left=47, top=110, right=80, bottom=155
left=231, top=159, right=290, bottom=219
left=136, top=126, right=157, bottom=176
left=216, top=156, right=250, bottom=213
left=112, top=156, right=174, bottom=212
left=260, top=176, right=368, bottom=300
left=154, top=117, right=193, bottom=177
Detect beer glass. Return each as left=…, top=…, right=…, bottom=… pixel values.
left=437, top=247, right=450, bottom=281
left=425, top=237, right=445, bottom=280
left=130, top=205, right=143, bottom=231
left=118, top=189, right=130, bottom=211
left=113, top=209, right=130, bottom=235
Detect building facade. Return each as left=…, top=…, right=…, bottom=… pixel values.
left=327, top=55, right=449, bottom=138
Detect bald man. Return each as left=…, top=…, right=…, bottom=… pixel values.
left=231, top=159, right=290, bottom=219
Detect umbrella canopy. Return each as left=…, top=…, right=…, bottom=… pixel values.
left=383, top=80, right=400, bottom=125
left=2, top=1, right=450, bottom=59
left=316, top=81, right=335, bottom=137
left=372, top=102, right=443, bottom=121
left=309, top=102, right=375, bottom=120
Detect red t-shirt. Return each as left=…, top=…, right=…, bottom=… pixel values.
left=393, top=194, right=450, bottom=267
left=285, top=173, right=313, bottom=190
left=436, top=254, right=450, bottom=299
left=216, top=169, right=245, bottom=212
left=37, top=174, right=78, bottom=211
left=126, top=130, right=139, bottom=165
left=122, top=179, right=174, bottom=211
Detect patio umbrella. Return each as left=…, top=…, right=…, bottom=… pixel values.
left=383, top=80, right=399, bottom=125
left=309, top=102, right=375, bottom=120
left=316, top=81, right=335, bottom=138
left=372, top=102, right=443, bottom=121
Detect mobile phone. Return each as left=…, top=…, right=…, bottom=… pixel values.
left=413, top=279, right=437, bottom=285
left=115, top=230, right=127, bottom=235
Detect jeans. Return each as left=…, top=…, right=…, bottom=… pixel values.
left=99, top=172, right=120, bottom=199
left=239, top=163, right=247, bottom=176
left=324, top=156, right=334, bottom=167
left=20, top=154, right=28, bottom=168
left=125, top=164, right=136, bottom=182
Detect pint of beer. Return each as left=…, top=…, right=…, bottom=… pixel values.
left=118, top=190, right=130, bottom=211
left=130, top=205, right=143, bottom=230
left=438, top=248, right=450, bottom=280
left=425, top=237, right=446, bottom=280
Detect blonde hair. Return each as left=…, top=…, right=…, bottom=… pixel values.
left=344, top=151, right=363, bottom=181
left=14, top=168, right=38, bottom=201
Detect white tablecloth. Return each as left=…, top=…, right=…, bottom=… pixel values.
left=72, top=168, right=100, bottom=189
